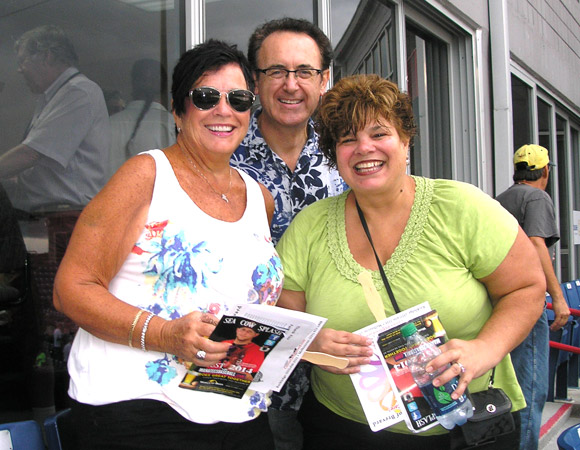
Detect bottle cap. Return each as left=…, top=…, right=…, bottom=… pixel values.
left=400, top=322, right=418, bottom=338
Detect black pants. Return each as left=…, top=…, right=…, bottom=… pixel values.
left=298, top=389, right=521, bottom=450
left=67, top=398, right=274, bottom=450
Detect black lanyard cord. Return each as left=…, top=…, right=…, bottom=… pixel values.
left=355, top=199, right=401, bottom=314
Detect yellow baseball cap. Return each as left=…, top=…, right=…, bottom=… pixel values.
left=513, top=144, right=551, bottom=171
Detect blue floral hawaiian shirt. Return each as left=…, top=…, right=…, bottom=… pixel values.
left=231, top=108, right=347, bottom=245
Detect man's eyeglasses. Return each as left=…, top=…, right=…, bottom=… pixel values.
left=188, top=87, right=255, bottom=112
left=256, top=67, right=323, bottom=80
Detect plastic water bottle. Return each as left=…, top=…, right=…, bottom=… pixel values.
left=400, top=322, right=473, bottom=429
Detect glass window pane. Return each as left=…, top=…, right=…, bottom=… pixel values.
left=331, top=0, right=396, bottom=82
left=379, top=33, right=389, bottom=78
left=0, top=0, right=183, bottom=419
left=2, top=1, right=182, bottom=182
left=537, top=99, right=552, bottom=151
left=556, top=115, right=570, bottom=280
left=372, top=45, right=380, bottom=75
left=573, top=126, right=580, bottom=211
left=572, top=126, right=580, bottom=274
left=205, top=0, right=314, bottom=55
left=406, top=26, right=451, bottom=179
left=537, top=98, right=552, bottom=195
left=365, top=55, right=373, bottom=74
left=511, top=75, right=533, bottom=149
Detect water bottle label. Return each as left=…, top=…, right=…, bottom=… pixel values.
left=420, top=379, right=466, bottom=416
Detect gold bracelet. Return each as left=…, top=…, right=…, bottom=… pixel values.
left=128, top=309, right=145, bottom=348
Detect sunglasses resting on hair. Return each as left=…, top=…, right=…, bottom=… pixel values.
left=189, top=86, right=255, bottom=112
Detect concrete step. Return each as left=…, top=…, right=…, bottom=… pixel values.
left=540, top=389, right=580, bottom=449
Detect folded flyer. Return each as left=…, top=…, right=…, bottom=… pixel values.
left=179, top=303, right=326, bottom=398
left=352, top=302, right=451, bottom=433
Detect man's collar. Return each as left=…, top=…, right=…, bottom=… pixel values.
left=44, top=67, right=79, bottom=100
left=249, top=108, right=264, bottom=139
left=514, top=181, right=544, bottom=191
left=249, top=107, right=318, bottom=156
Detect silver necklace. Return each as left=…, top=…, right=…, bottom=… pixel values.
left=180, top=146, right=232, bottom=203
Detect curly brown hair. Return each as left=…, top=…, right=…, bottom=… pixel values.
left=315, top=74, right=416, bottom=167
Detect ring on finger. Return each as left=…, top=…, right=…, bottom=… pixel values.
left=454, top=361, right=466, bottom=374
left=201, top=315, right=217, bottom=326
left=196, top=350, right=206, bottom=360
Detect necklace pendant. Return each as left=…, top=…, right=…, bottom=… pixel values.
left=221, top=194, right=229, bottom=203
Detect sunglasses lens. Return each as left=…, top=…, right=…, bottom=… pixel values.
left=191, top=88, right=220, bottom=110
left=228, top=90, right=254, bottom=112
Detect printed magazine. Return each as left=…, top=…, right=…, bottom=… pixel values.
left=180, top=303, right=326, bottom=398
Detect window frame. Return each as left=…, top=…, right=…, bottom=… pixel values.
left=403, top=1, right=484, bottom=187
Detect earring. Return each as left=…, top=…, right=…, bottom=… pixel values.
left=177, top=127, right=181, bottom=133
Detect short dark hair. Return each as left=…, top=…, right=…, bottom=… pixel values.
left=15, top=25, right=78, bottom=66
left=171, top=39, right=253, bottom=117
left=513, top=163, right=545, bottom=182
left=316, top=74, right=416, bottom=167
left=247, top=17, right=333, bottom=71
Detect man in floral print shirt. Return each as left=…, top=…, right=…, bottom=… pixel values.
left=230, top=17, right=347, bottom=450
left=231, top=18, right=346, bottom=245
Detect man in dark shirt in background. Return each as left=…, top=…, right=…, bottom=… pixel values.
left=496, top=144, right=570, bottom=450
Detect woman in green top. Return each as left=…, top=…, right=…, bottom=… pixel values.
left=276, top=74, right=546, bottom=449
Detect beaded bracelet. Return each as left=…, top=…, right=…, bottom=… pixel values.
left=140, top=312, right=155, bottom=351
left=128, top=309, right=145, bottom=348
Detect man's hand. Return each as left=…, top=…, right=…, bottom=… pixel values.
left=550, top=295, right=570, bottom=331
left=0, top=144, right=41, bottom=179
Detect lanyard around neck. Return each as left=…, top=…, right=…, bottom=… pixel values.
left=355, top=199, right=401, bottom=314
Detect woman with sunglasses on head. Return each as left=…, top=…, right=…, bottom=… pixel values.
left=53, top=40, right=283, bottom=449
left=276, top=74, right=546, bottom=449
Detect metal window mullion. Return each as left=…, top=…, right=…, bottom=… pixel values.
left=185, top=0, right=204, bottom=49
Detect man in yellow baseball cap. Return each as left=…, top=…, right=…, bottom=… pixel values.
left=513, top=144, right=553, bottom=171
left=496, top=143, right=568, bottom=450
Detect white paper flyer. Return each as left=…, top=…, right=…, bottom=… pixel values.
left=350, top=302, right=432, bottom=432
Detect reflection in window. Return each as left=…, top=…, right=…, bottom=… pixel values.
left=572, top=126, right=580, bottom=274
left=556, top=114, right=570, bottom=280
left=573, top=126, right=580, bottom=212
left=205, top=0, right=314, bottom=55
left=406, top=26, right=450, bottom=179
left=511, top=75, right=533, bottom=149
left=0, top=0, right=183, bottom=419
left=1, top=1, right=182, bottom=162
left=537, top=98, right=552, bottom=153
left=331, top=0, right=396, bottom=83
left=537, top=98, right=552, bottom=196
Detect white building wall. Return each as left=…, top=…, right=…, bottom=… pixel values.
left=507, top=0, right=580, bottom=113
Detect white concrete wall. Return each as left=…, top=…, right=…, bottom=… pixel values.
left=507, top=0, right=580, bottom=113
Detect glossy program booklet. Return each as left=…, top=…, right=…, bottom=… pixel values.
left=376, top=307, right=448, bottom=433
left=179, top=303, right=326, bottom=398
left=351, top=302, right=449, bottom=433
